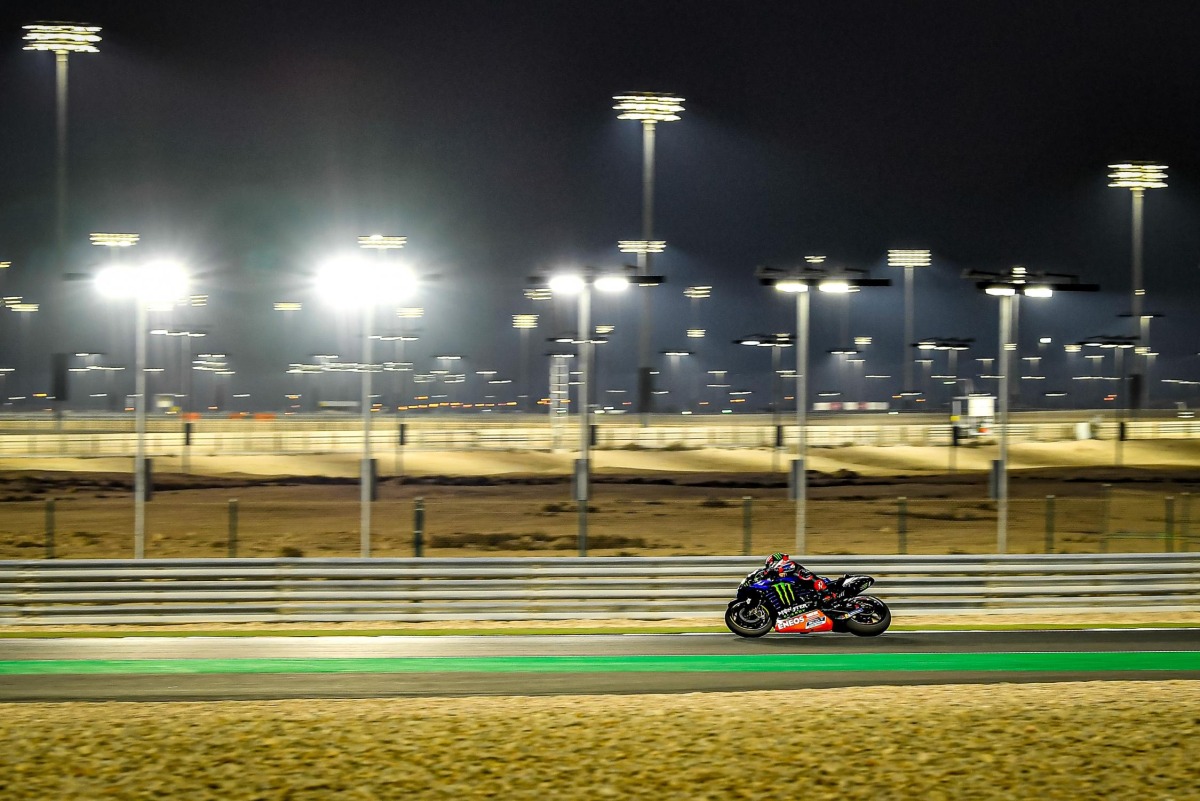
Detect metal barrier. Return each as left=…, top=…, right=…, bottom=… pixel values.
left=3, top=414, right=1200, bottom=456
left=2, top=554, right=1198, bottom=625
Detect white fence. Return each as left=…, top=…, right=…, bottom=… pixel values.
left=2, top=554, right=1198, bottom=625
left=2, top=414, right=1200, bottom=456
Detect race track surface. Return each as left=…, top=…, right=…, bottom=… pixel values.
left=2, top=629, right=1198, bottom=701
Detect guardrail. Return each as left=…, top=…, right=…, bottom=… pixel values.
left=2, top=554, right=1198, bottom=625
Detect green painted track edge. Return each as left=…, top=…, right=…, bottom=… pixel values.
left=2, top=622, right=1199, bottom=639
left=2, top=651, right=1199, bottom=675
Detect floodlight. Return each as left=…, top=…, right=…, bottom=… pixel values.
left=1107, top=162, right=1167, bottom=190
left=594, top=274, right=630, bottom=293
left=548, top=274, right=586, bottom=294
left=358, top=234, right=408, bottom=250
left=618, top=240, right=667, bottom=254
left=817, top=279, right=852, bottom=293
left=96, top=261, right=188, bottom=304
left=90, top=232, right=139, bottom=248
left=22, top=23, right=101, bottom=53
left=612, top=94, right=685, bottom=122
left=887, top=249, right=932, bottom=268
left=316, top=255, right=417, bottom=307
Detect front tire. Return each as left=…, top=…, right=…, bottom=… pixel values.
left=843, top=596, right=891, bottom=637
left=725, top=599, right=775, bottom=638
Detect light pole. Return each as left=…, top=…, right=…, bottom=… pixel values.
left=660, top=349, right=693, bottom=413
left=617, top=239, right=667, bottom=422
left=614, top=92, right=684, bottom=422
left=89, top=233, right=138, bottom=414
left=915, top=338, right=972, bottom=405
left=757, top=265, right=891, bottom=555
left=538, top=266, right=662, bottom=555
left=735, top=334, right=794, bottom=471
left=1108, top=162, right=1166, bottom=410
left=96, top=258, right=189, bottom=558
left=148, top=328, right=205, bottom=413
left=512, top=313, right=538, bottom=412
left=965, top=269, right=1098, bottom=552
left=1079, top=336, right=1136, bottom=465
left=24, top=23, right=101, bottom=275
left=888, top=249, right=932, bottom=403
left=318, top=239, right=415, bottom=557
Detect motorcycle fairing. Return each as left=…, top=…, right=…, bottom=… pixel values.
left=775, top=609, right=834, bottom=633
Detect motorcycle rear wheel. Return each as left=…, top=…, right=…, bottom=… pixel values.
left=725, top=600, right=775, bottom=638
left=843, top=596, right=891, bottom=637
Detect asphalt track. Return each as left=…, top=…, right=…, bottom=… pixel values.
left=1, top=629, right=1198, bottom=701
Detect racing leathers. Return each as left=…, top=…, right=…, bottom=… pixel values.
left=763, top=553, right=834, bottom=609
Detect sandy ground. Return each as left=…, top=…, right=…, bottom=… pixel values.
left=2, top=455, right=1197, bottom=558
left=4, top=438, right=1200, bottom=477
left=2, top=681, right=1198, bottom=800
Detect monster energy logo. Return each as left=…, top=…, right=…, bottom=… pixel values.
left=772, top=582, right=796, bottom=605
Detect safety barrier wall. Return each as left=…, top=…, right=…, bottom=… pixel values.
left=2, top=417, right=1199, bottom=456
left=2, top=554, right=1198, bottom=625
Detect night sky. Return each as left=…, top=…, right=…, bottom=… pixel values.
left=2, top=1, right=1200, bottom=412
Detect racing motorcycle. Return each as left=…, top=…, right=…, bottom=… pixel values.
left=724, top=568, right=891, bottom=638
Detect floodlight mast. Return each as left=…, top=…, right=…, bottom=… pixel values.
left=614, top=93, right=684, bottom=422
left=758, top=264, right=892, bottom=555
left=24, top=23, right=101, bottom=275
left=887, top=249, right=932, bottom=401
left=354, top=234, right=408, bottom=555
left=512, top=314, right=539, bottom=411
left=1108, top=162, right=1167, bottom=410
left=963, top=267, right=1099, bottom=552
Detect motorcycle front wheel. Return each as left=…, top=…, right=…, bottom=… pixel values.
left=725, top=599, right=775, bottom=638
left=843, top=595, right=891, bottom=637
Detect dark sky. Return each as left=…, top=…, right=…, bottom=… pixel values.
left=2, top=1, right=1200, bottom=412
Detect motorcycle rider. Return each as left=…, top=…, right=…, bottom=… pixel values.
left=763, top=552, right=835, bottom=608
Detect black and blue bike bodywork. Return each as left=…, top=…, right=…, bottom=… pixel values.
left=724, top=569, right=891, bottom=638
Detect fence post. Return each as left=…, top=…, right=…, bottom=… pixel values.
left=742, top=496, right=753, bottom=555
left=227, top=499, right=238, bottom=558
left=1182, top=492, right=1192, bottom=550
left=414, top=497, right=425, bottom=558
left=897, top=496, right=908, bottom=555
left=1101, top=483, right=1112, bottom=548
left=1165, top=496, right=1175, bottom=553
left=1045, top=495, right=1056, bottom=554
left=45, top=498, right=56, bottom=559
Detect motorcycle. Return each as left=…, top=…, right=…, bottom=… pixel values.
left=724, top=569, right=891, bottom=638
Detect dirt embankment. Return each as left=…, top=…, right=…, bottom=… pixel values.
left=2, top=681, right=1197, bottom=800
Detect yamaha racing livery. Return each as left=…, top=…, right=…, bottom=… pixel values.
left=724, top=567, right=891, bottom=638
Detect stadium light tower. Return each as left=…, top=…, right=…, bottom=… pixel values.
left=963, top=268, right=1098, bottom=553
left=887, top=249, right=932, bottom=402
left=95, top=257, right=188, bottom=559
left=757, top=265, right=892, bottom=555
left=512, top=313, right=539, bottom=412
left=24, top=22, right=101, bottom=273
left=317, top=236, right=415, bottom=557
left=614, top=92, right=684, bottom=422
left=1108, top=162, right=1166, bottom=409
left=533, top=266, right=663, bottom=555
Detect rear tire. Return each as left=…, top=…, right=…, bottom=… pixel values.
left=843, top=596, right=891, bottom=637
left=725, top=599, right=775, bottom=638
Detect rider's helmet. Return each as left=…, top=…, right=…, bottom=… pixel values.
left=765, top=552, right=789, bottom=568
